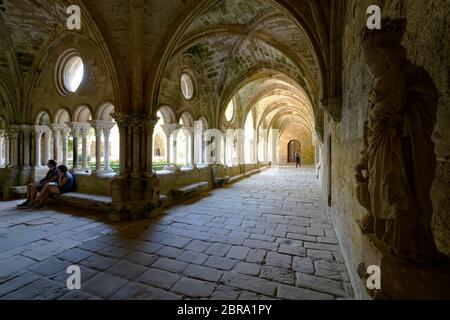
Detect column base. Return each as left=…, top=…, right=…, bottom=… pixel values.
left=358, top=233, right=450, bottom=300
left=110, top=174, right=160, bottom=221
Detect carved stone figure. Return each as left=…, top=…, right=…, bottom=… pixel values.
left=355, top=18, right=442, bottom=263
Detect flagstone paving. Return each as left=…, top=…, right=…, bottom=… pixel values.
left=0, top=166, right=354, bottom=300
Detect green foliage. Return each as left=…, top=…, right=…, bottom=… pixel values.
left=65, top=160, right=168, bottom=172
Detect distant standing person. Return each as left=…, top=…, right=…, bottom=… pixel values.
left=295, top=150, right=302, bottom=168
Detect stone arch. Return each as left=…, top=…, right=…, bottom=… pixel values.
left=73, top=105, right=93, bottom=122
left=287, top=140, right=301, bottom=163
left=179, top=111, right=194, bottom=127
left=96, top=102, right=115, bottom=121
left=54, top=108, right=71, bottom=125
left=0, top=116, right=6, bottom=129
left=19, top=3, right=126, bottom=120
left=35, top=110, right=52, bottom=126
left=145, top=0, right=335, bottom=119
left=0, top=81, right=16, bottom=124
left=156, top=105, right=176, bottom=124
left=0, top=116, right=6, bottom=166
left=197, top=116, right=209, bottom=130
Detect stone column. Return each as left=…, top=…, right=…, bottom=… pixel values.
left=184, top=131, right=190, bottom=166
left=160, top=124, right=178, bottom=166
left=194, top=121, right=204, bottom=165
left=21, top=126, right=33, bottom=168
left=111, top=114, right=128, bottom=176
left=260, top=129, right=268, bottom=163
left=189, top=129, right=195, bottom=167
left=0, top=130, right=4, bottom=166
left=89, top=121, right=103, bottom=174
left=69, top=125, right=80, bottom=171
left=184, top=127, right=194, bottom=166
left=264, top=138, right=269, bottom=163
left=235, top=129, right=245, bottom=165
left=5, top=136, right=9, bottom=167
left=45, top=130, right=52, bottom=163
left=61, top=129, right=69, bottom=166
left=107, top=112, right=160, bottom=221
left=204, top=129, right=224, bottom=165
left=165, top=129, right=171, bottom=165
left=246, top=136, right=255, bottom=164
left=103, top=122, right=116, bottom=173
left=50, top=125, right=60, bottom=162
left=252, top=130, right=258, bottom=164
left=33, top=127, right=43, bottom=167
left=226, top=129, right=234, bottom=166
left=80, top=127, right=90, bottom=171
left=222, top=134, right=227, bottom=165
left=271, top=129, right=279, bottom=165
left=171, top=132, right=178, bottom=166
left=131, top=117, right=142, bottom=177
left=145, top=117, right=158, bottom=176
left=7, top=127, right=20, bottom=168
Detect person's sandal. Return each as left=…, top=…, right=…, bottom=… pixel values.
left=16, top=201, right=30, bottom=208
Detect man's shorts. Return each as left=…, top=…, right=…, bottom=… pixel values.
left=36, top=182, right=45, bottom=192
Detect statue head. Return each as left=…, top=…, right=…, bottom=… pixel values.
left=362, top=18, right=408, bottom=78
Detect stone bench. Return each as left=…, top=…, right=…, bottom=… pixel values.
left=214, top=176, right=230, bottom=187
left=171, top=181, right=209, bottom=198
left=52, top=192, right=113, bottom=212
left=227, top=166, right=270, bottom=185
left=159, top=194, right=170, bottom=207
left=10, top=186, right=27, bottom=199
left=228, top=174, right=247, bottom=184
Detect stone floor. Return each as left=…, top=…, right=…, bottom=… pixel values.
left=0, top=166, right=354, bottom=300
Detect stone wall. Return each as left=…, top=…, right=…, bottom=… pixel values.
left=324, top=0, right=450, bottom=299
left=158, top=167, right=212, bottom=196
left=278, top=123, right=314, bottom=165
left=30, top=34, right=115, bottom=123
left=73, top=173, right=113, bottom=196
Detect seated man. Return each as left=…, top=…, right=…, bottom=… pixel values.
left=33, top=165, right=76, bottom=209
left=17, top=159, right=59, bottom=208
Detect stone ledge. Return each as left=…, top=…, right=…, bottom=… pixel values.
left=172, top=181, right=209, bottom=198
left=53, top=192, right=113, bottom=212
left=213, top=176, right=230, bottom=188
left=359, top=234, right=450, bottom=300
left=227, top=166, right=271, bottom=185
left=9, top=186, right=27, bottom=199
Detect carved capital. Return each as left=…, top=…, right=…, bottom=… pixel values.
left=111, top=113, right=130, bottom=130
left=33, top=125, right=52, bottom=136
left=7, top=126, right=21, bottom=139
left=20, top=125, right=34, bottom=138
left=160, top=123, right=179, bottom=137
left=315, top=126, right=324, bottom=144
left=321, top=97, right=342, bottom=122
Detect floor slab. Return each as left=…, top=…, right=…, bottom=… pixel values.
left=0, top=166, right=354, bottom=300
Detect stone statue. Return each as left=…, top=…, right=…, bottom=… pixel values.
left=355, top=18, right=442, bottom=263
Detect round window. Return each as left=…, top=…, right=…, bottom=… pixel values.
left=180, top=72, right=194, bottom=100
left=225, top=100, right=235, bottom=122
left=55, top=49, right=85, bottom=95
left=64, top=56, right=84, bottom=93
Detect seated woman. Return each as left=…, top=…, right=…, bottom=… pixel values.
left=33, top=165, right=76, bottom=208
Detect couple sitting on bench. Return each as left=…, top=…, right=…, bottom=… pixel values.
left=17, top=159, right=76, bottom=209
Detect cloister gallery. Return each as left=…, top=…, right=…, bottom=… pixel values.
left=0, top=0, right=449, bottom=301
